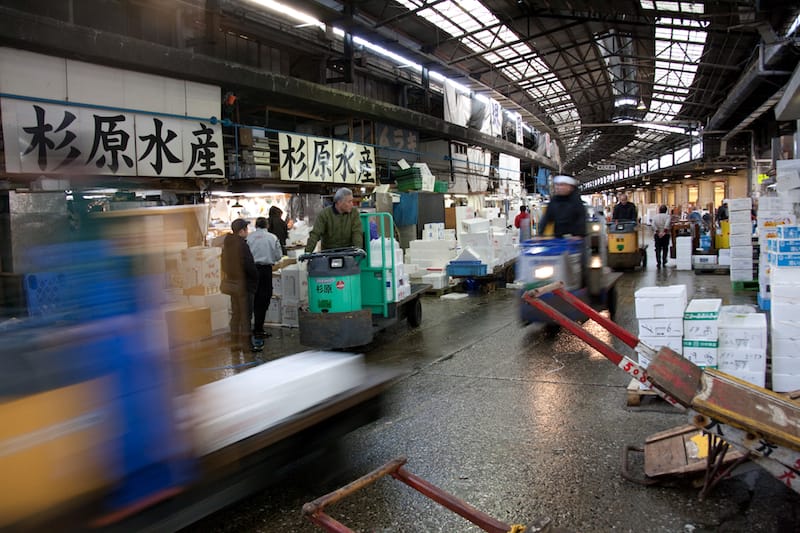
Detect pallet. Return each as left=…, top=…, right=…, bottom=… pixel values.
left=423, top=285, right=456, bottom=297
left=731, top=280, right=758, bottom=292
left=626, top=378, right=661, bottom=406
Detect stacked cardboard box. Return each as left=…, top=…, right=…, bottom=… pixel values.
left=682, top=298, right=722, bottom=369
left=718, top=310, right=767, bottom=387
left=278, top=262, right=309, bottom=328
left=769, top=237, right=800, bottom=392
left=727, top=197, right=753, bottom=282
left=634, top=285, right=687, bottom=389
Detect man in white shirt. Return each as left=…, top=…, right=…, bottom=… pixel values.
left=247, top=217, right=283, bottom=339
left=652, top=205, right=671, bottom=268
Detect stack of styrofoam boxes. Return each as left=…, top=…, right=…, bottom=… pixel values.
left=370, top=238, right=409, bottom=302
left=459, top=231, right=495, bottom=269
left=717, top=309, right=767, bottom=387
left=769, top=225, right=800, bottom=392
left=727, top=197, right=754, bottom=283
left=491, top=228, right=519, bottom=266
left=422, top=222, right=446, bottom=241
left=682, top=298, right=722, bottom=370
left=675, top=235, right=693, bottom=270
left=279, top=262, right=308, bottom=328
left=634, top=285, right=687, bottom=389
left=181, top=246, right=223, bottom=296
left=758, top=198, right=797, bottom=309
left=405, top=239, right=458, bottom=289
left=189, top=293, right=231, bottom=334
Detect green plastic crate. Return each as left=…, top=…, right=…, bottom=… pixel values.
left=397, top=176, right=422, bottom=191
left=434, top=180, right=448, bottom=193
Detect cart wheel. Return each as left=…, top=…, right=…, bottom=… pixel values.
left=543, top=323, right=561, bottom=337
left=407, top=297, right=422, bottom=327
left=607, top=285, right=618, bottom=320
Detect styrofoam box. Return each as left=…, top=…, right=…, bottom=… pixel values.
left=272, top=273, right=282, bottom=297
left=189, top=292, right=230, bottom=312
left=729, top=245, right=753, bottom=259
left=634, top=285, right=687, bottom=318
left=772, top=356, right=800, bottom=375
left=281, top=301, right=299, bottom=328
left=638, top=317, right=683, bottom=337
left=767, top=238, right=800, bottom=253
left=422, top=271, right=448, bottom=290
left=729, top=234, right=753, bottom=248
left=265, top=297, right=282, bottom=324
left=771, top=299, right=800, bottom=321
left=280, top=264, right=308, bottom=303
left=639, top=335, right=683, bottom=354
left=771, top=372, right=800, bottom=393
left=768, top=251, right=800, bottom=267
left=682, top=339, right=718, bottom=367
left=776, top=225, right=800, bottom=239
left=772, top=336, right=798, bottom=358
left=771, top=265, right=800, bottom=285
left=211, top=309, right=229, bottom=332
left=728, top=210, right=752, bottom=224
left=721, top=369, right=765, bottom=389
left=191, top=351, right=366, bottom=454
left=462, top=217, right=490, bottom=234
left=728, top=222, right=753, bottom=236
left=718, top=251, right=732, bottom=266
left=727, top=197, right=752, bottom=211
left=683, top=298, right=722, bottom=341
left=759, top=196, right=789, bottom=212
left=692, top=255, right=717, bottom=265
left=730, top=269, right=754, bottom=281
left=718, top=313, right=767, bottom=350
left=717, top=349, right=766, bottom=373
left=772, top=320, right=800, bottom=342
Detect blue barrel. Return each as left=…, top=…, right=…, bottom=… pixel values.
left=517, top=238, right=584, bottom=291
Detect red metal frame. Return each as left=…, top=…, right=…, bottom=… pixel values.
left=521, top=281, right=681, bottom=408
left=302, top=456, right=526, bottom=533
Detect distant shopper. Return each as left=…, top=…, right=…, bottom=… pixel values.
left=514, top=205, right=532, bottom=241
left=267, top=205, right=289, bottom=256
left=652, top=205, right=671, bottom=268
left=247, top=217, right=282, bottom=340
left=612, top=193, right=637, bottom=222
left=305, top=187, right=364, bottom=253
left=221, top=218, right=259, bottom=351
left=538, top=175, right=587, bottom=237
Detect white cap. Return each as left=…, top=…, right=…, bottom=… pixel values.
left=553, top=175, right=578, bottom=186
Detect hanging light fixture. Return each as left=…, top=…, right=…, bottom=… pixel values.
left=636, top=98, right=647, bottom=111
left=231, top=197, right=243, bottom=208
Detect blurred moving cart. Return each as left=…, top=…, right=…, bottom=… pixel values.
left=522, top=281, right=800, bottom=498
left=303, top=456, right=554, bottom=532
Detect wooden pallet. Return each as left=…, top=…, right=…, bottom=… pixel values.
left=626, top=378, right=661, bottom=406
left=423, top=285, right=457, bottom=297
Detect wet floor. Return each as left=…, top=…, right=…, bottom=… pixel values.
left=189, top=261, right=800, bottom=533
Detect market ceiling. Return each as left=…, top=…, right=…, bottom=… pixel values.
left=290, top=0, right=800, bottom=186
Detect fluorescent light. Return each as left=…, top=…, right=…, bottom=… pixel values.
left=662, top=178, right=668, bottom=182
left=684, top=174, right=691, bottom=178
left=714, top=168, right=723, bottom=173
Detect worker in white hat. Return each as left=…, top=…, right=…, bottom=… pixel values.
left=537, top=175, right=587, bottom=237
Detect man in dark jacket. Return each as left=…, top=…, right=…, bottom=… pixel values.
left=538, top=175, right=587, bottom=237
left=221, top=218, right=259, bottom=351
left=267, top=205, right=289, bottom=256
left=612, top=193, right=637, bottom=222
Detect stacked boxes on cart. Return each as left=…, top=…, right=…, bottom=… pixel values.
left=634, top=285, right=686, bottom=390
left=768, top=225, right=800, bottom=392
left=727, top=197, right=754, bottom=282
left=369, top=237, right=412, bottom=301
left=634, top=284, right=770, bottom=390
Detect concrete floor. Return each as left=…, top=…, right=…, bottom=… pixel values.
left=191, top=261, right=800, bottom=533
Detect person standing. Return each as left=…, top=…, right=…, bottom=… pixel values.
left=612, top=192, right=637, bottom=222
left=537, top=175, right=587, bottom=237
left=267, top=205, right=289, bottom=256
left=304, top=187, right=364, bottom=253
left=716, top=201, right=728, bottom=222
left=247, top=217, right=283, bottom=340
left=514, top=205, right=532, bottom=241
left=221, top=218, right=259, bottom=351
left=652, top=204, right=671, bottom=268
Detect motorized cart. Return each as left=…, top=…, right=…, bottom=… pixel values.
left=606, top=220, right=647, bottom=270
left=299, top=213, right=429, bottom=349
left=522, top=281, right=800, bottom=498
left=518, top=225, right=621, bottom=328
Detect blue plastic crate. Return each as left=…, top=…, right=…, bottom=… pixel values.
left=447, top=261, right=488, bottom=277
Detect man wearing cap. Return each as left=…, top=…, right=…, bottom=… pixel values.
left=221, top=218, right=259, bottom=351
left=538, top=175, right=587, bottom=237
left=247, top=217, right=282, bottom=340
left=305, top=187, right=364, bottom=253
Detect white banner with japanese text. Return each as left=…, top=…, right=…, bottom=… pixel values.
left=279, top=132, right=375, bottom=186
